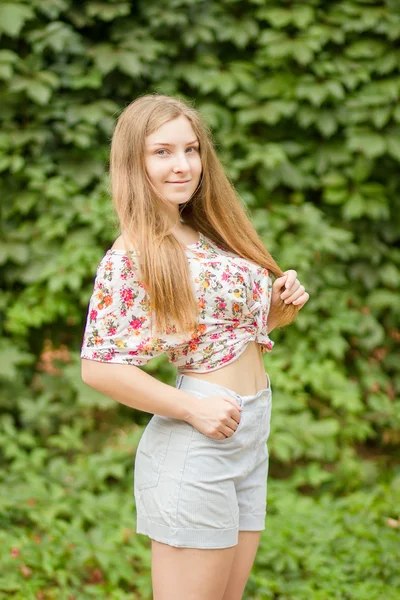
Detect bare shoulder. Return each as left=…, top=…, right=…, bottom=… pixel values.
left=110, top=235, right=136, bottom=251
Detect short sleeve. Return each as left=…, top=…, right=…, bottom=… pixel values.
left=247, top=264, right=275, bottom=354
left=80, top=251, right=165, bottom=366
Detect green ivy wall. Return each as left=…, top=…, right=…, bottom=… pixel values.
left=1, top=1, right=399, bottom=598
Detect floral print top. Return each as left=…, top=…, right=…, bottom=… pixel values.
left=81, top=232, right=274, bottom=372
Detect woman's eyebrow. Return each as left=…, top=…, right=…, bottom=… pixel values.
left=150, top=140, right=199, bottom=146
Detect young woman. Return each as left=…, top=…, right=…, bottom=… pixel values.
left=81, top=93, right=309, bottom=600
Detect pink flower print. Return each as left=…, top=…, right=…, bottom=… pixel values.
left=90, top=309, right=98, bottom=322
left=253, top=280, right=261, bottom=294
left=221, top=351, right=235, bottom=364
left=121, top=288, right=134, bottom=306
left=130, top=318, right=142, bottom=330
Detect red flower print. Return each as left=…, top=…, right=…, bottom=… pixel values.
left=90, top=309, right=98, bottom=321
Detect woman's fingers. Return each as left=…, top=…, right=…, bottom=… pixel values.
left=282, top=281, right=303, bottom=302
left=292, top=291, right=309, bottom=307
left=272, top=270, right=310, bottom=309
left=273, top=274, right=288, bottom=290
left=280, top=271, right=299, bottom=298
left=283, top=269, right=297, bottom=290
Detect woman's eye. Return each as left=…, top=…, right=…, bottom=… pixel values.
left=156, top=147, right=198, bottom=156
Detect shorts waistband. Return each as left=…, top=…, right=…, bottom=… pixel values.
left=175, top=372, right=271, bottom=405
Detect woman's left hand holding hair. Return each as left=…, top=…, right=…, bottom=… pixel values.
left=272, top=270, right=309, bottom=309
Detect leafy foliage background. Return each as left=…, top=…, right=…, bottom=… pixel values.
left=0, top=0, right=399, bottom=598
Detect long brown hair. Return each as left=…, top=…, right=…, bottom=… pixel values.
left=110, top=93, right=299, bottom=335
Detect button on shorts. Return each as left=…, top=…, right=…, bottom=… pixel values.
left=134, top=372, right=272, bottom=549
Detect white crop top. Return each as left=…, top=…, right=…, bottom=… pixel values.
left=81, top=232, right=274, bottom=372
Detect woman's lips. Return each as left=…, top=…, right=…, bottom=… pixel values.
left=167, top=180, right=190, bottom=184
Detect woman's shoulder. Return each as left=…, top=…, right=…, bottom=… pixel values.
left=94, top=235, right=139, bottom=275
left=110, top=235, right=136, bottom=251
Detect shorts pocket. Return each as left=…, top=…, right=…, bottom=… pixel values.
left=258, top=396, right=272, bottom=443
left=214, top=408, right=244, bottom=442
left=135, top=420, right=172, bottom=490
left=192, top=402, right=244, bottom=443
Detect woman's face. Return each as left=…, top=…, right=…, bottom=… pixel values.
left=144, top=115, right=202, bottom=213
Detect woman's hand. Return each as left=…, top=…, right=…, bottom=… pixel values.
left=185, top=395, right=243, bottom=440
left=272, top=269, right=309, bottom=308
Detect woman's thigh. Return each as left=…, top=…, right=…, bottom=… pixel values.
left=151, top=540, right=237, bottom=600
left=221, top=531, right=262, bottom=600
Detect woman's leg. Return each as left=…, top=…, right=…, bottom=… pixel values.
left=221, top=531, right=262, bottom=600
left=151, top=540, right=237, bottom=600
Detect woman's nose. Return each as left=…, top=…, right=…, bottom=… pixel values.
left=173, top=153, right=190, bottom=172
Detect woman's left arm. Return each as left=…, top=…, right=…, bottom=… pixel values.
left=267, top=270, right=309, bottom=333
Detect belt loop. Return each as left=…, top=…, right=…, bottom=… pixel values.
left=234, top=393, right=243, bottom=407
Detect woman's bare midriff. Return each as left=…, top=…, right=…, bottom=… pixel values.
left=178, top=341, right=269, bottom=397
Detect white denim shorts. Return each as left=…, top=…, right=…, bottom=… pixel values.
left=134, top=372, right=272, bottom=549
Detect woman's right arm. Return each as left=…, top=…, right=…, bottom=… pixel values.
left=81, top=359, right=196, bottom=421
left=80, top=252, right=242, bottom=437
left=80, top=251, right=196, bottom=420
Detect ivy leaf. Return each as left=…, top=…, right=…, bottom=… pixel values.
left=342, top=193, right=365, bottom=220
left=316, top=112, right=338, bottom=137
left=0, top=2, right=34, bottom=37
left=347, top=131, right=386, bottom=158
left=387, top=136, right=400, bottom=162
